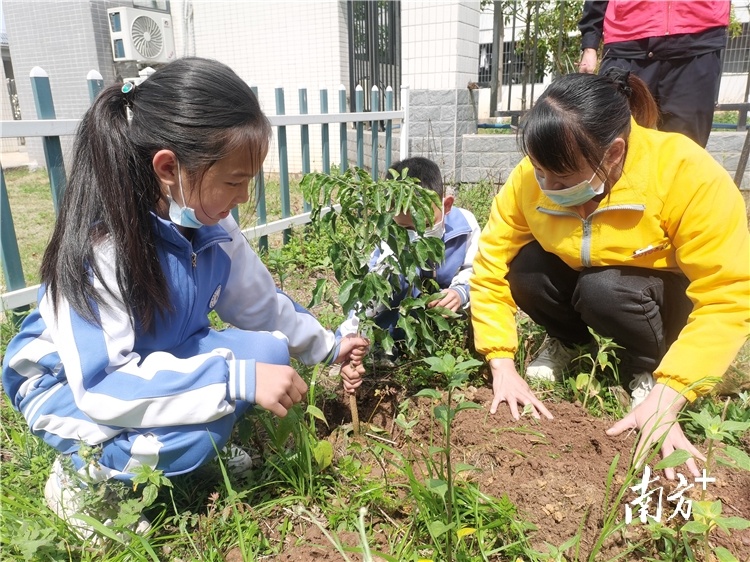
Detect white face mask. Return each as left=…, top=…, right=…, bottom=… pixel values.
left=168, top=162, right=205, bottom=229
left=535, top=166, right=605, bottom=207
left=423, top=200, right=446, bottom=238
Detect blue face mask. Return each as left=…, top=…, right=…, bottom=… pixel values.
left=168, top=162, right=205, bottom=229
left=535, top=168, right=605, bottom=207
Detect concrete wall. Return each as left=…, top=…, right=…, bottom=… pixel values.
left=407, top=88, right=477, bottom=182
left=459, top=130, right=750, bottom=190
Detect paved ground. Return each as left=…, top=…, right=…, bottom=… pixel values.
left=0, top=150, right=37, bottom=170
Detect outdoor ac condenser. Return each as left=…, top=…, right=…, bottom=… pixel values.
left=107, top=7, right=176, bottom=64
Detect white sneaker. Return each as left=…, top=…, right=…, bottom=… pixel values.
left=629, top=372, right=655, bottom=410
left=221, top=445, right=255, bottom=476
left=45, top=457, right=151, bottom=540
left=525, top=337, right=580, bottom=382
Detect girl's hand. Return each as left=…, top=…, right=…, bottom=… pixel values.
left=335, top=335, right=370, bottom=366
left=606, top=383, right=705, bottom=480
left=340, top=361, right=365, bottom=394
left=427, top=289, right=462, bottom=313
left=254, top=363, right=308, bottom=418
left=488, top=357, right=554, bottom=420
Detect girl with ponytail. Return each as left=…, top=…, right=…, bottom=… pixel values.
left=3, top=57, right=368, bottom=537
left=470, top=69, right=749, bottom=481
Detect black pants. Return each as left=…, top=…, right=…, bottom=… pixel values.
left=601, top=50, right=722, bottom=148
left=507, top=241, right=692, bottom=385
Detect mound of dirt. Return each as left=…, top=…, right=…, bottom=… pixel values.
left=267, top=385, right=750, bottom=561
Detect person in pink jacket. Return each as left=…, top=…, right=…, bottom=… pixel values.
left=578, top=0, right=730, bottom=147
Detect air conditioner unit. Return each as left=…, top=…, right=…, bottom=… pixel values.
left=107, top=7, right=176, bottom=64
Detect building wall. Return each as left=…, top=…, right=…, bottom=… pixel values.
left=3, top=0, right=122, bottom=166
left=402, top=0, right=480, bottom=90
left=170, top=0, right=351, bottom=174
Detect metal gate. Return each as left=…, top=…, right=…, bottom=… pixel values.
left=347, top=0, right=401, bottom=113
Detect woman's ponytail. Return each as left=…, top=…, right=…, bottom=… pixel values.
left=601, top=67, right=659, bottom=129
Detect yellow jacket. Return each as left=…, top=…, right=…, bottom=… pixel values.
left=470, top=120, right=750, bottom=401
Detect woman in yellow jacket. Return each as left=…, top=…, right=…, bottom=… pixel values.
left=470, top=68, right=749, bottom=479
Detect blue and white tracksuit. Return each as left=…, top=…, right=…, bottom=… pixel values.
left=369, top=207, right=481, bottom=332
left=2, top=214, right=341, bottom=482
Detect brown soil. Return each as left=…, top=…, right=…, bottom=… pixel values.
left=261, top=380, right=750, bottom=562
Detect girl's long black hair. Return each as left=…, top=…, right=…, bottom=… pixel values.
left=519, top=69, right=658, bottom=176
left=40, top=57, right=271, bottom=332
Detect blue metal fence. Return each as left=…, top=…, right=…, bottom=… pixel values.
left=0, top=67, right=409, bottom=314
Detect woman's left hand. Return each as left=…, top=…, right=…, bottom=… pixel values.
left=606, top=383, right=705, bottom=480
left=334, top=335, right=370, bottom=366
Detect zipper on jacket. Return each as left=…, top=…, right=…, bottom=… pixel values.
left=192, top=252, right=197, bottom=268
left=537, top=203, right=646, bottom=268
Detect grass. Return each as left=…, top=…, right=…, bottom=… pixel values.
left=1, top=168, right=749, bottom=561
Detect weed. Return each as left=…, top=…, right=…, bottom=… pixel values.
left=568, top=332, right=625, bottom=416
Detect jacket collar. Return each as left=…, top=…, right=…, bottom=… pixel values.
left=444, top=207, right=472, bottom=241
left=150, top=212, right=232, bottom=250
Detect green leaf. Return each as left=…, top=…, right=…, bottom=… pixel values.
left=654, top=449, right=693, bottom=469
left=306, top=405, right=329, bottom=428
left=722, top=420, right=750, bottom=434
left=142, top=483, right=159, bottom=506
left=313, top=440, right=334, bottom=470
left=434, top=405, right=450, bottom=425
left=715, top=546, right=740, bottom=562
left=718, top=517, right=750, bottom=531
left=307, top=278, right=328, bottom=308
left=423, top=356, right=447, bottom=372
left=427, top=519, right=454, bottom=538
left=455, top=401, right=483, bottom=413
left=456, top=358, right=483, bottom=371
left=722, top=444, right=750, bottom=471
left=426, top=478, right=448, bottom=499
left=575, top=373, right=590, bottom=391
left=398, top=315, right=417, bottom=343
left=454, top=463, right=479, bottom=473
left=338, top=278, right=357, bottom=310
left=431, top=313, right=451, bottom=332
left=681, top=520, right=709, bottom=534
left=415, top=388, right=441, bottom=400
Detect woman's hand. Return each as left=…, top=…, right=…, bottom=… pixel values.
left=578, top=48, right=598, bottom=74
left=340, top=361, right=365, bottom=394
left=606, top=383, right=705, bottom=480
left=254, top=363, right=309, bottom=417
left=427, top=289, right=463, bottom=313
left=334, top=335, right=370, bottom=365
left=488, top=357, right=554, bottom=420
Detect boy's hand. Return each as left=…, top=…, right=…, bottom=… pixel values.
left=341, top=361, right=365, bottom=394
left=334, top=335, right=370, bottom=365
left=427, top=289, right=462, bottom=313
